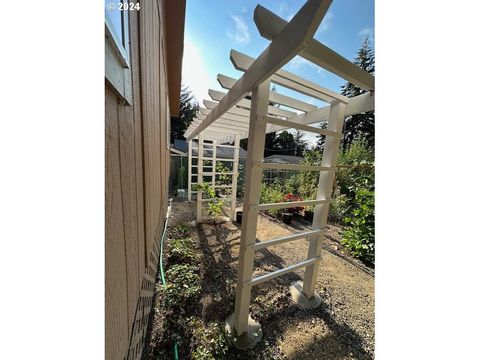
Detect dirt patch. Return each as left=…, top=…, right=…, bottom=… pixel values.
left=146, top=200, right=374, bottom=359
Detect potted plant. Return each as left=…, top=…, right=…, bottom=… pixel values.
left=282, top=193, right=304, bottom=224
left=281, top=211, right=293, bottom=224
left=303, top=205, right=314, bottom=222
left=236, top=211, right=243, bottom=224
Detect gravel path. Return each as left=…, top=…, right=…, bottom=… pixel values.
left=161, top=200, right=374, bottom=359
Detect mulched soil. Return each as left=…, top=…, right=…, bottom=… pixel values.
left=145, top=200, right=374, bottom=359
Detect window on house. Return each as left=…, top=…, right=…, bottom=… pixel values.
left=105, top=1, right=130, bottom=68
left=105, top=1, right=132, bottom=104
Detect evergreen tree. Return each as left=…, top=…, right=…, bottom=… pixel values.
left=170, top=85, right=198, bottom=142
left=340, top=37, right=375, bottom=150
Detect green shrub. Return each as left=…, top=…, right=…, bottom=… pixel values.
left=341, top=187, right=375, bottom=264
left=328, top=186, right=349, bottom=223
left=196, top=183, right=225, bottom=223
left=164, top=264, right=201, bottom=306
left=284, top=174, right=300, bottom=194
left=168, top=237, right=198, bottom=264
left=260, top=183, right=284, bottom=218
left=188, top=317, right=230, bottom=360
left=336, top=140, right=374, bottom=197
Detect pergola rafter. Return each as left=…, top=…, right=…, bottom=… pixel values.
left=183, top=0, right=374, bottom=348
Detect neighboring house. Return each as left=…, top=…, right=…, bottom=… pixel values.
left=105, top=1, right=186, bottom=359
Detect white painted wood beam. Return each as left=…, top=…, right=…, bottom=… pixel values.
left=253, top=5, right=375, bottom=91
left=186, top=0, right=334, bottom=141
left=235, top=92, right=374, bottom=139
left=203, top=100, right=251, bottom=118
left=209, top=89, right=294, bottom=118
left=217, top=74, right=316, bottom=112
left=193, top=117, right=249, bottom=129
left=198, top=108, right=249, bottom=123
left=230, top=49, right=348, bottom=104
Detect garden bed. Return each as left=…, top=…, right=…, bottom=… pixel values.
left=143, top=201, right=374, bottom=359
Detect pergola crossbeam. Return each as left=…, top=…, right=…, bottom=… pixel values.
left=209, top=89, right=295, bottom=118
left=254, top=5, right=375, bottom=91
left=230, top=49, right=348, bottom=104
left=217, top=74, right=317, bottom=112
left=186, top=0, right=333, bottom=141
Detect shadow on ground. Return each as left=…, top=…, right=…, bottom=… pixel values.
left=195, top=220, right=373, bottom=359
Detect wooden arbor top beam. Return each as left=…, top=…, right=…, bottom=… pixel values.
left=230, top=49, right=348, bottom=104
left=186, top=0, right=334, bottom=141
left=253, top=5, right=375, bottom=91
left=208, top=89, right=295, bottom=118
left=217, top=74, right=316, bottom=112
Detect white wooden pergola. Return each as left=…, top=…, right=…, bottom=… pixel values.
left=184, top=0, right=374, bottom=349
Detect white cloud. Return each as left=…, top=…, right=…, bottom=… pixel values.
left=288, top=56, right=310, bottom=69
left=287, top=55, right=325, bottom=76
left=226, top=15, right=251, bottom=44
left=359, top=28, right=374, bottom=38
left=181, top=38, right=211, bottom=103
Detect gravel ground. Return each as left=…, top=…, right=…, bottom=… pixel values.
left=147, top=200, right=374, bottom=359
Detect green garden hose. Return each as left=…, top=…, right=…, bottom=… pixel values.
left=159, top=199, right=179, bottom=360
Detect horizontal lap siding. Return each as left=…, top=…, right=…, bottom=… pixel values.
left=105, top=0, right=170, bottom=359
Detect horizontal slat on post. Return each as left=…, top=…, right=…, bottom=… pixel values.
left=202, top=197, right=232, bottom=201
left=253, top=229, right=323, bottom=250
left=192, top=156, right=235, bottom=162
left=257, top=198, right=330, bottom=211
left=215, top=185, right=233, bottom=188
left=264, top=115, right=339, bottom=137
left=216, top=144, right=236, bottom=148
left=247, top=256, right=321, bottom=287
left=256, top=162, right=333, bottom=172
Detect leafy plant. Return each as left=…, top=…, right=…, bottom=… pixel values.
left=260, top=183, right=284, bottom=218
left=188, top=317, right=230, bottom=360
left=328, top=186, right=348, bottom=224
left=164, top=263, right=201, bottom=306
left=341, top=187, right=375, bottom=264
left=196, top=183, right=225, bottom=223
left=168, top=237, right=198, bottom=264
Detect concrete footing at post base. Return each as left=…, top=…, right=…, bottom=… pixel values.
left=289, top=280, right=322, bottom=310
left=225, top=313, right=263, bottom=350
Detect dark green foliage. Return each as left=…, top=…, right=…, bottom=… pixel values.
left=188, top=317, right=230, bottom=360
left=260, top=183, right=284, bottom=218
left=340, top=37, right=375, bottom=150
left=170, top=85, right=198, bottom=142
left=157, top=225, right=230, bottom=359
left=244, top=130, right=307, bottom=157
left=164, top=264, right=201, bottom=306
left=342, top=188, right=375, bottom=264
left=196, top=183, right=224, bottom=223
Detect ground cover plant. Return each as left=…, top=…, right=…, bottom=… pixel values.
left=143, top=224, right=231, bottom=359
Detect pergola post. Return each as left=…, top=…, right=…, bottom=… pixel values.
left=187, top=139, right=192, bottom=202
left=196, top=132, right=204, bottom=223
left=212, top=140, right=217, bottom=193
left=302, top=100, right=347, bottom=298
left=230, top=134, right=240, bottom=220
left=231, top=79, right=271, bottom=347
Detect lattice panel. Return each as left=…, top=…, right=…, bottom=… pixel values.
left=126, top=219, right=163, bottom=360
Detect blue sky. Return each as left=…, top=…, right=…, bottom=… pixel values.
left=182, top=0, right=374, bottom=144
